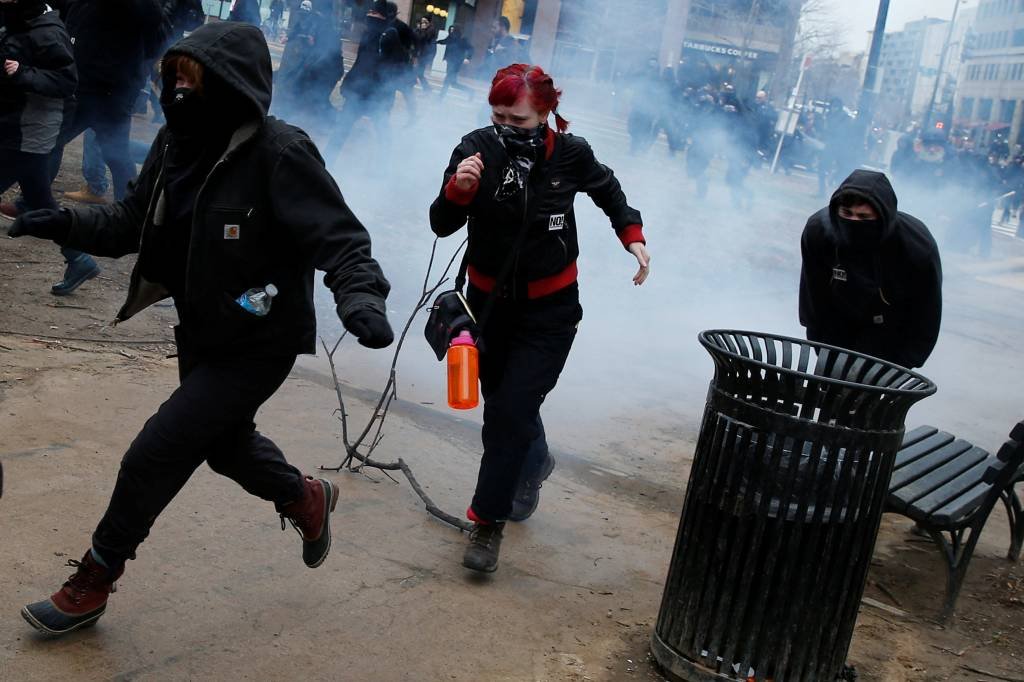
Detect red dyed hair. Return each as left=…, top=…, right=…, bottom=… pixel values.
left=488, top=64, right=570, bottom=133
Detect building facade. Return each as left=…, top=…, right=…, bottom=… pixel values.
left=876, top=18, right=951, bottom=128
left=955, top=0, right=1024, bottom=146
left=402, top=0, right=800, bottom=100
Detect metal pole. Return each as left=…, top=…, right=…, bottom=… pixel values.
left=856, top=0, right=891, bottom=142
left=771, top=55, right=807, bottom=174
left=923, top=0, right=963, bottom=132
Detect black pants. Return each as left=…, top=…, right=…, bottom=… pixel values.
left=0, top=148, right=81, bottom=262
left=49, top=90, right=137, bottom=201
left=91, top=332, right=305, bottom=565
left=467, top=284, right=582, bottom=522
left=439, top=62, right=469, bottom=99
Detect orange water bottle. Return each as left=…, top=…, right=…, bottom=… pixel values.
left=447, top=330, right=479, bottom=410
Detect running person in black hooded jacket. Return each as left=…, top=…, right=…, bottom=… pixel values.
left=800, top=169, right=942, bottom=369
left=431, top=64, right=650, bottom=573
left=11, top=22, right=394, bottom=636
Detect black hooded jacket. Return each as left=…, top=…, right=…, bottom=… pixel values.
left=430, top=127, right=643, bottom=297
left=59, top=22, right=391, bottom=356
left=0, top=6, right=77, bottom=154
left=799, top=170, right=942, bottom=369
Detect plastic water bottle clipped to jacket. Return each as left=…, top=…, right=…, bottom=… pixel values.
left=236, top=284, right=278, bottom=317
left=447, top=330, right=479, bottom=410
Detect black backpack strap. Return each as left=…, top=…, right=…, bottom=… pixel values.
left=454, top=249, right=469, bottom=292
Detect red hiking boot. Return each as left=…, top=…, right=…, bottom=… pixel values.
left=278, top=476, right=340, bottom=568
left=22, top=551, right=123, bottom=636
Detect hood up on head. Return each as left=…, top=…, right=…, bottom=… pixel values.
left=828, top=169, right=900, bottom=243
left=162, top=21, right=273, bottom=122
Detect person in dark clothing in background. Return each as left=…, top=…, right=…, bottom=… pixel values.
left=800, top=170, right=942, bottom=369
left=413, top=15, right=437, bottom=92
left=437, top=23, right=472, bottom=99
left=228, top=0, right=259, bottom=25
left=36, top=0, right=165, bottom=295
left=430, top=64, right=650, bottom=573
left=383, top=1, right=416, bottom=122
left=0, top=0, right=77, bottom=256
left=483, top=15, right=517, bottom=76
left=10, top=22, right=394, bottom=637
left=324, top=0, right=394, bottom=163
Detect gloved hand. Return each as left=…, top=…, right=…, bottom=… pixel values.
left=341, top=307, right=395, bottom=349
left=8, top=208, right=72, bottom=242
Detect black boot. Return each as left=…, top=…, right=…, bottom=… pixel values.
left=278, top=476, right=340, bottom=568
left=51, top=254, right=100, bottom=296
left=22, top=551, right=124, bottom=636
left=462, top=522, right=505, bottom=573
left=509, top=454, right=556, bottom=522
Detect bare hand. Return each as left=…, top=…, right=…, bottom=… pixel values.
left=629, top=242, right=650, bottom=286
left=4, top=60, right=19, bottom=77
left=455, top=152, right=483, bottom=191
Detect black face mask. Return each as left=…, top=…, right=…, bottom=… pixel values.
left=837, top=216, right=885, bottom=251
left=494, top=122, right=547, bottom=161
left=161, top=87, right=206, bottom=135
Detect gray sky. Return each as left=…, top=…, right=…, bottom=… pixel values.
left=831, top=0, right=976, bottom=52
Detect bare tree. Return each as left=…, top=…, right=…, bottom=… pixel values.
left=319, top=238, right=473, bottom=533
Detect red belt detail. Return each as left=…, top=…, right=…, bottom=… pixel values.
left=468, top=262, right=578, bottom=299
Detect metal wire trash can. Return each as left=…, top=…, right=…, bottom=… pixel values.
left=652, top=330, right=937, bottom=682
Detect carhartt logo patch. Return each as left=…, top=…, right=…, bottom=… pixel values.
left=224, top=224, right=240, bottom=240
left=873, top=315, right=885, bottom=325
left=548, top=214, right=565, bottom=231
left=832, top=267, right=847, bottom=282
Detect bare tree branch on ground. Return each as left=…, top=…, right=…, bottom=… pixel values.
left=319, top=238, right=472, bottom=533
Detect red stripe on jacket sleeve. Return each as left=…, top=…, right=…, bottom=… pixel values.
left=618, top=224, right=645, bottom=249
left=445, top=175, right=478, bottom=206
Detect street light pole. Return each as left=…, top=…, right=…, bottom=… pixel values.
left=922, top=0, right=964, bottom=133
left=856, top=0, right=891, bottom=138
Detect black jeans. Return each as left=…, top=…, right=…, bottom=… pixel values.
left=0, top=148, right=81, bottom=262
left=91, top=330, right=305, bottom=565
left=467, top=284, right=582, bottom=522
left=50, top=90, right=137, bottom=202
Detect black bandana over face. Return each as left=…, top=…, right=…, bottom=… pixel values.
left=161, top=87, right=207, bottom=135
left=493, top=122, right=547, bottom=202
left=836, top=216, right=885, bottom=252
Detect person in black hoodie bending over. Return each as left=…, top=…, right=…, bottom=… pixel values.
left=800, top=170, right=942, bottom=369
left=430, top=64, right=650, bottom=573
left=10, top=22, right=394, bottom=636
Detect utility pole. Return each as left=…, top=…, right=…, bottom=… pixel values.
left=856, top=0, right=891, bottom=144
left=922, top=0, right=964, bottom=133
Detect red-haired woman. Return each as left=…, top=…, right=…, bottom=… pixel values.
left=430, top=64, right=650, bottom=573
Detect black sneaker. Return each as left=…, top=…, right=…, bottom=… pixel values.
left=462, top=522, right=505, bottom=573
left=51, top=255, right=100, bottom=296
left=508, top=454, right=556, bottom=522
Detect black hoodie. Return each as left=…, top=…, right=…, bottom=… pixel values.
left=60, top=22, right=391, bottom=356
left=0, top=6, right=76, bottom=154
left=799, top=170, right=942, bottom=369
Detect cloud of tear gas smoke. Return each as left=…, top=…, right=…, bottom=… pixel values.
left=254, top=1, right=1018, bottom=482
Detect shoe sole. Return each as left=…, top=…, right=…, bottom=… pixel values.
left=462, top=560, right=498, bottom=573
left=20, top=604, right=104, bottom=636
left=306, top=479, right=339, bottom=569
left=51, top=266, right=100, bottom=297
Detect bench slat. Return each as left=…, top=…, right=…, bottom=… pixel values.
left=901, top=425, right=938, bottom=449
left=914, top=480, right=991, bottom=526
left=906, top=453, right=992, bottom=516
left=891, top=439, right=973, bottom=491
left=894, top=432, right=957, bottom=470
left=894, top=446, right=989, bottom=505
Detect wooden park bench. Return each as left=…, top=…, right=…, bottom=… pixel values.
left=884, top=421, right=1024, bottom=620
